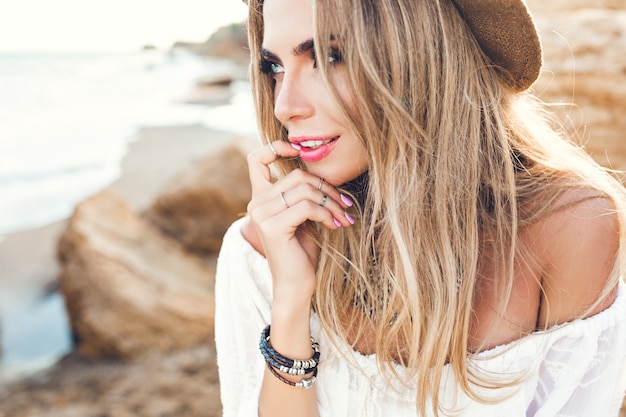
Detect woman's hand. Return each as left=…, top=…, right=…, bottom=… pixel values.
left=243, top=140, right=354, bottom=302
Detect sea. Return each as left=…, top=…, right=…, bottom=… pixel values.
left=0, top=49, right=257, bottom=382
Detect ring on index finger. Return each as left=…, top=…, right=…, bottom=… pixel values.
left=280, top=191, right=290, bottom=208
left=319, top=194, right=328, bottom=207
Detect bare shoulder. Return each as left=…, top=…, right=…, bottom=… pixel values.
left=533, top=188, right=621, bottom=328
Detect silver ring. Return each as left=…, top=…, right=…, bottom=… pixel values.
left=268, top=141, right=278, bottom=156
left=320, top=194, right=328, bottom=207
left=280, top=192, right=289, bottom=208
left=317, top=177, right=324, bottom=190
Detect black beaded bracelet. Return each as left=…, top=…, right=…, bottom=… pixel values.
left=259, top=325, right=320, bottom=369
left=259, top=334, right=319, bottom=370
left=259, top=324, right=321, bottom=389
left=260, top=343, right=316, bottom=376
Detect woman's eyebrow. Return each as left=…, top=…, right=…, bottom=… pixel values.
left=292, top=39, right=314, bottom=56
left=260, top=38, right=315, bottom=61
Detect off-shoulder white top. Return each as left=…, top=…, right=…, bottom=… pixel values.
left=215, top=218, right=626, bottom=416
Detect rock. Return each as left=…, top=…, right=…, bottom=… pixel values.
left=57, top=190, right=215, bottom=360
left=535, top=9, right=626, bottom=75
left=172, top=22, right=249, bottom=64
left=144, top=141, right=253, bottom=255
left=196, top=74, right=235, bottom=87
left=529, top=4, right=626, bottom=174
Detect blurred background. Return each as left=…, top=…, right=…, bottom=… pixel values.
left=0, top=0, right=250, bottom=237
left=0, top=0, right=625, bottom=416
left=0, top=1, right=255, bottom=415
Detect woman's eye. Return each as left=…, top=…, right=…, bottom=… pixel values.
left=312, top=48, right=343, bottom=68
left=270, top=62, right=285, bottom=74
left=328, top=50, right=342, bottom=64
left=260, top=59, right=285, bottom=78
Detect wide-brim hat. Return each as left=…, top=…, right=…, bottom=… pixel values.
left=450, top=0, right=542, bottom=92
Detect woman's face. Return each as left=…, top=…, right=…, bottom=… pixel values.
left=262, top=0, right=369, bottom=186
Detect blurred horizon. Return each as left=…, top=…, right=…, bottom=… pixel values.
left=0, top=0, right=247, bottom=54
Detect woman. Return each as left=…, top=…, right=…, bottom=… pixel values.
left=215, top=0, right=626, bottom=415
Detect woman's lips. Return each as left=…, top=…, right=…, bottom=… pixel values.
left=291, top=136, right=339, bottom=163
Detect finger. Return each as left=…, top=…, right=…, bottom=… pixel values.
left=252, top=185, right=346, bottom=234
left=270, top=169, right=354, bottom=210
left=259, top=199, right=343, bottom=236
left=278, top=183, right=355, bottom=227
left=317, top=178, right=354, bottom=210
left=246, top=168, right=310, bottom=213
left=247, top=140, right=301, bottom=195
left=253, top=170, right=356, bottom=225
left=279, top=191, right=290, bottom=209
left=247, top=160, right=357, bottom=229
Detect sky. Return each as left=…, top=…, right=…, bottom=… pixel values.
left=0, top=0, right=248, bottom=53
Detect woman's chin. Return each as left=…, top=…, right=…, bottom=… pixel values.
left=302, top=149, right=368, bottom=184
left=305, top=165, right=368, bottom=188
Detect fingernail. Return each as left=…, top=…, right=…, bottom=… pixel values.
left=333, top=218, right=342, bottom=227
left=345, top=212, right=355, bottom=225
left=290, top=142, right=302, bottom=150
left=340, top=194, right=353, bottom=207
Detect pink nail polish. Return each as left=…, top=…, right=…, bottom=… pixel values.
left=345, top=212, right=355, bottom=225
left=333, top=218, right=342, bottom=227
left=290, top=142, right=302, bottom=150
left=340, top=194, right=353, bottom=207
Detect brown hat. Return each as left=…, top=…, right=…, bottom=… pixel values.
left=450, top=0, right=542, bottom=92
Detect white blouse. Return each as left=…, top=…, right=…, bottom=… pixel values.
left=215, top=217, right=626, bottom=416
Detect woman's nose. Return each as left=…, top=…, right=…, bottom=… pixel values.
left=273, top=72, right=314, bottom=123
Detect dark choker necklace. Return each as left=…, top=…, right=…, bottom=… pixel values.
left=341, top=171, right=369, bottom=210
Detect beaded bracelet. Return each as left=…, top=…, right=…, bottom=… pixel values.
left=259, top=335, right=320, bottom=373
left=260, top=325, right=320, bottom=369
left=260, top=344, right=314, bottom=376
left=259, top=324, right=321, bottom=389
left=260, top=339, right=320, bottom=369
left=266, top=361, right=318, bottom=390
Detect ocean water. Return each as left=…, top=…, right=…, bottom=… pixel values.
left=0, top=290, right=70, bottom=382
left=0, top=50, right=257, bottom=382
left=0, top=50, right=257, bottom=238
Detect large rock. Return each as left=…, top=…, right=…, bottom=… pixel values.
left=57, top=190, right=215, bottom=360
left=144, top=141, right=252, bottom=255
left=528, top=3, right=626, bottom=173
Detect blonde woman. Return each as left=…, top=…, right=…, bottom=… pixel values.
left=215, top=0, right=626, bottom=415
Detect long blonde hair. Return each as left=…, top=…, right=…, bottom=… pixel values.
left=246, top=0, right=626, bottom=414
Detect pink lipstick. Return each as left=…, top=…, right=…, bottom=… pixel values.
left=290, top=135, right=339, bottom=163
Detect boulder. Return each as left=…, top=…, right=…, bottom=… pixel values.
left=144, top=141, right=252, bottom=255
left=529, top=5, right=626, bottom=173
left=57, top=190, right=215, bottom=360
